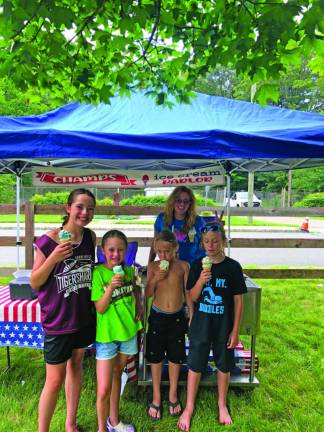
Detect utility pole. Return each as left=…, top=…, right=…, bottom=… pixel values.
left=287, top=170, right=292, bottom=207
left=248, top=171, right=254, bottom=224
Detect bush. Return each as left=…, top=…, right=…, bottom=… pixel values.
left=97, top=197, right=113, bottom=206
left=31, top=191, right=70, bottom=204
left=0, top=174, right=15, bottom=203
left=120, top=193, right=218, bottom=207
left=194, top=194, right=217, bottom=206
left=293, top=192, right=324, bottom=208
left=120, top=195, right=167, bottom=206
left=30, top=192, right=219, bottom=208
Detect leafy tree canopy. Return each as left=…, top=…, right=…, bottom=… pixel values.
left=0, top=77, right=55, bottom=116
left=195, top=61, right=324, bottom=111
left=0, top=174, right=15, bottom=203
left=0, top=0, right=323, bottom=105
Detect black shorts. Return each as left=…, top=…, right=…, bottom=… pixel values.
left=43, top=322, right=96, bottom=365
left=187, top=339, right=235, bottom=373
left=145, top=308, right=187, bottom=364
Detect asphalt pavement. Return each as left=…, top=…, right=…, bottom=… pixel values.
left=1, top=217, right=323, bottom=268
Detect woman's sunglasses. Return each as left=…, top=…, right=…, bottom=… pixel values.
left=201, top=224, right=223, bottom=234
left=175, top=198, right=191, bottom=205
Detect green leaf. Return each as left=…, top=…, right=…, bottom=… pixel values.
left=254, top=84, right=280, bottom=106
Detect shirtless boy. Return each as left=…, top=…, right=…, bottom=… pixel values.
left=145, top=229, right=192, bottom=421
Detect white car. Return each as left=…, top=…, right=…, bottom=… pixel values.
left=229, top=192, right=262, bottom=207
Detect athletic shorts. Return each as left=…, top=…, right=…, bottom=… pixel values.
left=43, top=322, right=96, bottom=365
left=96, top=335, right=138, bottom=360
left=187, top=339, right=235, bottom=373
left=145, top=308, right=187, bottom=364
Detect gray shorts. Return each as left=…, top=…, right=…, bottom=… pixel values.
left=187, top=339, right=235, bottom=373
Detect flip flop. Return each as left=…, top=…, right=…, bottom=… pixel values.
left=148, top=402, right=162, bottom=421
left=168, top=399, right=182, bottom=416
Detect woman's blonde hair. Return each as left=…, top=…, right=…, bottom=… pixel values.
left=164, top=186, right=197, bottom=233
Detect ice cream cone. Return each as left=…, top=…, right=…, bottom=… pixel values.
left=113, top=265, right=125, bottom=279
left=202, top=256, right=212, bottom=270
left=159, top=260, right=169, bottom=271
left=59, top=229, right=71, bottom=243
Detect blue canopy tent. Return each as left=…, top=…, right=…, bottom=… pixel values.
left=0, top=91, right=323, bottom=267
left=0, top=90, right=323, bottom=168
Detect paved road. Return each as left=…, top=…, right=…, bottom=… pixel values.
left=1, top=223, right=323, bottom=268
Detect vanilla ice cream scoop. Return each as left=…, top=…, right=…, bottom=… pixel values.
left=202, top=256, right=212, bottom=270
left=59, top=229, right=71, bottom=243
left=113, top=265, right=125, bottom=277
left=159, top=260, right=169, bottom=271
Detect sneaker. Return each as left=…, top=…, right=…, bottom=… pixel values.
left=107, top=417, right=135, bottom=432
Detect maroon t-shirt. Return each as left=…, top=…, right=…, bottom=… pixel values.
left=35, top=228, right=95, bottom=335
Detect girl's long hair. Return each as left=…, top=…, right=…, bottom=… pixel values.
left=164, top=186, right=198, bottom=233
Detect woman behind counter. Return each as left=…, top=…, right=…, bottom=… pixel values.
left=149, top=186, right=205, bottom=264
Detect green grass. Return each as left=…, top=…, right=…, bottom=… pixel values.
left=0, top=214, right=63, bottom=223
left=0, top=215, right=298, bottom=227
left=0, top=278, right=323, bottom=431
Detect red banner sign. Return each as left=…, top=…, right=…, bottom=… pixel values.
left=32, top=167, right=225, bottom=188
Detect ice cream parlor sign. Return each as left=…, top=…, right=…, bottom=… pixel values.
left=32, top=167, right=225, bottom=188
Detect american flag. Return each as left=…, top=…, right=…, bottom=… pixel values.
left=0, top=286, right=43, bottom=349
left=0, top=321, right=44, bottom=349
left=0, top=286, right=40, bottom=322
left=0, top=286, right=137, bottom=381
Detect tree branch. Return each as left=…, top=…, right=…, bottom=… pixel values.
left=30, top=18, right=45, bottom=43
left=240, top=1, right=256, bottom=19
left=125, top=0, right=161, bottom=69
left=70, top=47, right=81, bottom=84
left=11, top=0, right=45, bottom=40
left=65, top=0, right=105, bottom=45
left=142, top=0, right=161, bottom=57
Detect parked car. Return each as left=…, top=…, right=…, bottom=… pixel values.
left=229, top=192, right=262, bottom=207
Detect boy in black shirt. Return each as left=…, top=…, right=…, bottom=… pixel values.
left=178, top=223, right=246, bottom=431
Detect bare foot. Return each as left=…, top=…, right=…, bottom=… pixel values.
left=218, top=405, right=232, bottom=425
left=177, top=408, right=193, bottom=431
left=65, top=425, right=79, bottom=432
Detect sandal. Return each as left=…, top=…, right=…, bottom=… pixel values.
left=148, top=402, right=162, bottom=421
left=168, top=399, right=182, bottom=416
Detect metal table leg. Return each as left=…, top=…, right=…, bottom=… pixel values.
left=249, top=335, right=256, bottom=382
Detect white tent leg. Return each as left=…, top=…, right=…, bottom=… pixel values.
left=16, top=174, right=21, bottom=271
left=226, top=173, right=231, bottom=257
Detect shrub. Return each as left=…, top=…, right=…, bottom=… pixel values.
left=293, top=192, right=324, bottom=208
left=31, top=191, right=70, bottom=204
left=97, top=197, right=113, bottom=206
left=194, top=194, right=218, bottom=206
left=120, top=193, right=218, bottom=207
left=120, top=195, right=167, bottom=206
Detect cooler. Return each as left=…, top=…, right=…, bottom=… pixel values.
left=138, top=275, right=262, bottom=388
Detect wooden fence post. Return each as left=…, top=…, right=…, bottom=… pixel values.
left=25, top=201, right=35, bottom=269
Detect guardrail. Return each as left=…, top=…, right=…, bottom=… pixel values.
left=0, top=203, right=323, bottom=278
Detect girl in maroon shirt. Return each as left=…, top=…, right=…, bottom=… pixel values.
left=31, top=189, right=96, bottom=432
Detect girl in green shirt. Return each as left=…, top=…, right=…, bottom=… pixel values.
left=92, top=230, right=142, bottom=432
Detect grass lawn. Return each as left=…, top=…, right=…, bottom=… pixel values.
left=0, top=214, right=297, bottom=227
left=0, top=279, right=323, bottom=431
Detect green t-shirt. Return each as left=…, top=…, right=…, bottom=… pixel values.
left=91, top=264, right=142, bottom=343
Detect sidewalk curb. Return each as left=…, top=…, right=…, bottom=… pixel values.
left=0, top=223, right=306, bottom=233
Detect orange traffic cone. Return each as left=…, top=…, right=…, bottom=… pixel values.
left=300, top=217, right=309, bottom=232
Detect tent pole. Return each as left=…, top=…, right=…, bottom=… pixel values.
left=16, top=173, right=21, bottom=271
left=226, top=173, right=231, bottom=257
left=248, top=171, right=254, bottom=224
